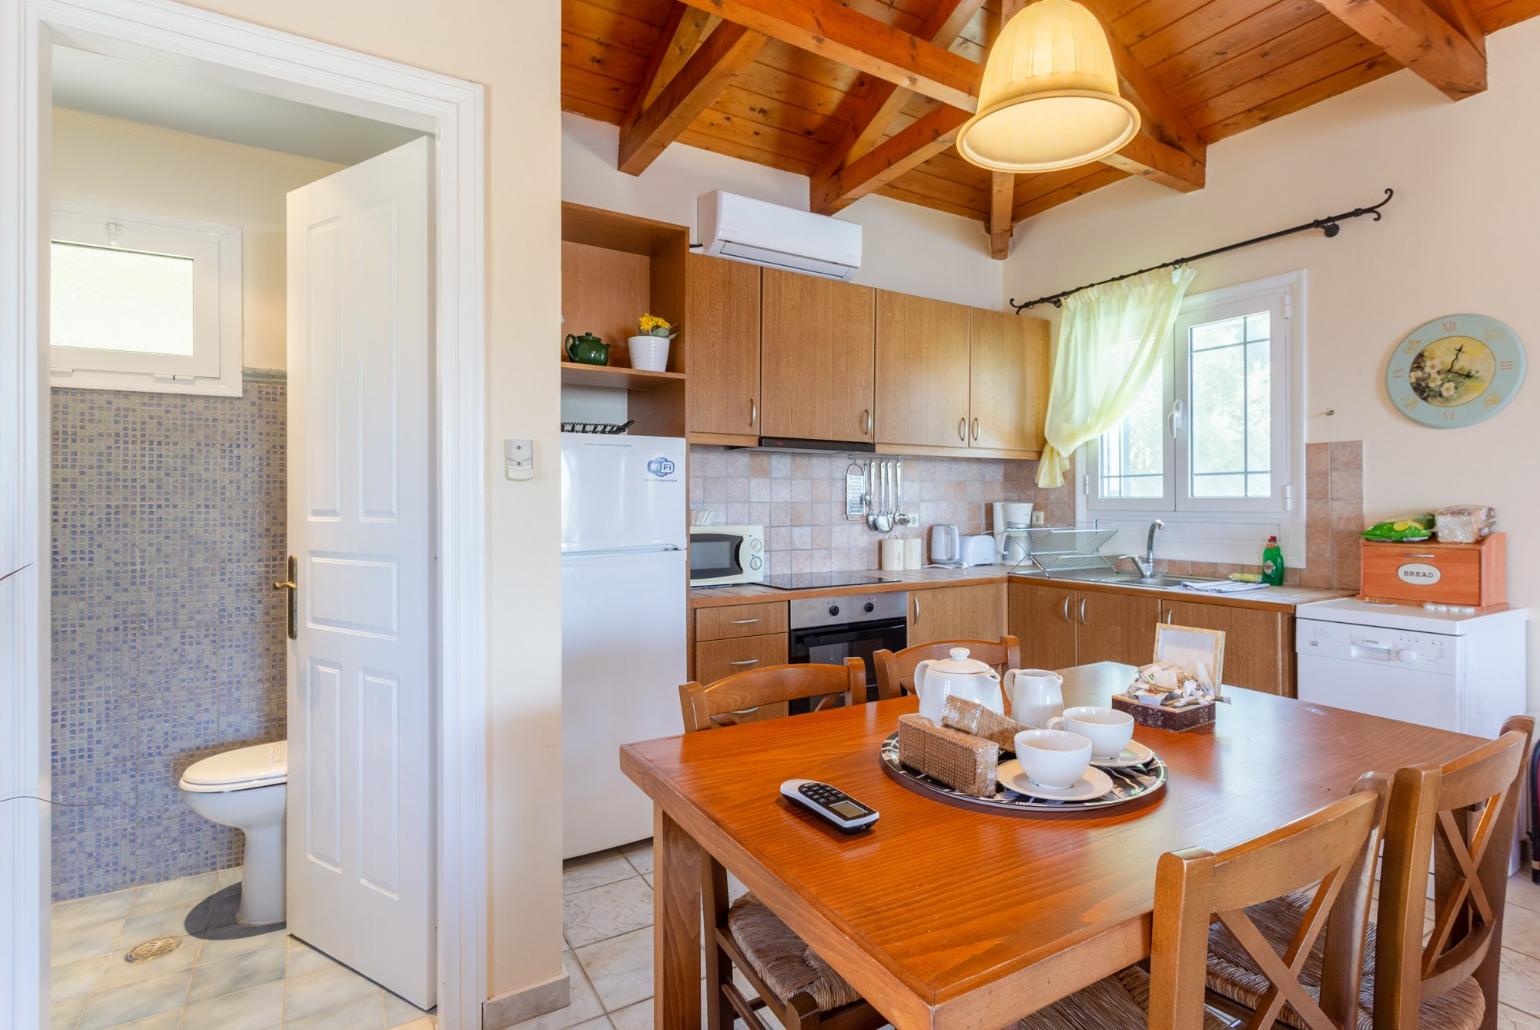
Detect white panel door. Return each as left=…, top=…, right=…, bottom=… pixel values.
left=286, top=136, right=434, bottom=1008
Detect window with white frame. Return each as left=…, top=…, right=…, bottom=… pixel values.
left=1084, top=272, right=1304, bottom=565
left=49, top=202, right=243, bottom=396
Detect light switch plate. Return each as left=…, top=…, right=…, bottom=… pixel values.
left=504, top=438, right=534, bottom=481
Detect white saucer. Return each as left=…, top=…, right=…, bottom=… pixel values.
left=998, top=761, right=1115, bottom=802
left=1090, top=740, right=1155, bottom=769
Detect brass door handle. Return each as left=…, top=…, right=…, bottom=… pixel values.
left=273, top=556, right=297, bottom=640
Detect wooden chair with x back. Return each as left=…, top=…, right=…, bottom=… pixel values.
left=872, top=634, right=1021, bottom=704
left=677, top=658, right=886, bottom=1030
left=1021, top=771, right=1391, bottom=1030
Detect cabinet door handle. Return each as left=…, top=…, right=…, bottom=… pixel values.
left=1078, top=598, right=1088, bottom=625
left=1404, top=553, right=1437, bottom=559
left=728, top=658, right=760, bottom=667
left=914, top=596, right=921, bottom=623
left=971, top=417, right=980, bottom=441
left=1163, top=608, right=1174, bottom=624
left=958, top=417, right=967, bottom=442
left=730, top=618, right=759, bottom=625
left=863, top=409, right=872, bottom=436
left=1060, top=596, right=1070, bottom=623
left=750, top=398, right=757, bottom=426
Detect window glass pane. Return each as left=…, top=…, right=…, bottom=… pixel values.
left=1098, top=367, right=1164, bottom=499
left=51, top=241, right=195, bottom=356
left=1188, top=309, right=1271, bottom=499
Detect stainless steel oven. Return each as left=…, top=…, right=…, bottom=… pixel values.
left=788, top=592, right=909, bottom=703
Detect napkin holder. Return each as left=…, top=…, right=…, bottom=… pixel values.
left=897, top=714, right=999, bottom=797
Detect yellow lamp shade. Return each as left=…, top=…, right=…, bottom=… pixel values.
left=957, top=0, right=1140, bottom=173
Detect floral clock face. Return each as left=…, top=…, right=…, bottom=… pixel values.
left=1386, top=314, right=1525, bottom=428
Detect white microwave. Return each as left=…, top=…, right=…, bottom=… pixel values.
left=689, top=524, right=765, bottom=586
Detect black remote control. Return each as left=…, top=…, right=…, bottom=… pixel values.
left=780, top=779, right=879, bottom=833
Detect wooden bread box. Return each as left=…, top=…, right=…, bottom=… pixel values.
left=1359, top=533, right=1507, bottom=611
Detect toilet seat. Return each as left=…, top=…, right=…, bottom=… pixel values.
left=180, top=740, right=288, bottom=793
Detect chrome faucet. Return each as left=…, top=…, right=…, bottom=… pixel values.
left=1131, top=519, right=1164, bottom=578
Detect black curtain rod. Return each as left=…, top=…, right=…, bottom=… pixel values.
left=1009, top=187, right=1395, bottom=312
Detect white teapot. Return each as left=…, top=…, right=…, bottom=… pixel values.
left=913, top=647, right=1004, bottom=724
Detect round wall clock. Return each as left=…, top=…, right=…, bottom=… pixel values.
left=1385, top=313, right=1526, bottom=428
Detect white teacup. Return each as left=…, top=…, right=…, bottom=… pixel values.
left=1013, top=729, right=1092, bottom=790
left=1048, top=706, right=1134, bottom=760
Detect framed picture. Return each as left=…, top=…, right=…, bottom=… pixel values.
left=1154, top=624, right=1226, bottom=693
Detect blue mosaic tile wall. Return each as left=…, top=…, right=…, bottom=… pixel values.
left=51, top=371, right=287, bottom=900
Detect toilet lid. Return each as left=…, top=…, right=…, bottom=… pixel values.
left=182, top=740, right=288, bottom=789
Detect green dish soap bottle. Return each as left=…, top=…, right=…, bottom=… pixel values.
left=1261, top=535, right=1285, bottom=586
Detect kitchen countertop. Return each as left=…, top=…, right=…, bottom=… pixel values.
left=689, top=565, right=1351, bottom=613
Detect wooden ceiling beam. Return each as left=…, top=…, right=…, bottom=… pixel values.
left=1311, top=0, right=1486, bottom=98
left=988, top=172, right=1014, bottom=259
left=1099, top=131, right=1206, bottom=191
left=672, top=0, right=982, bottom=110
left=632, top=5, right=720, bottom=113
left=810, top=104, right=970, bottom=214
left=618, top=22, right=769, bottom=176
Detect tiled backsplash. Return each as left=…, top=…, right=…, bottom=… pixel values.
left=51, top=372, right=286, bottom=900
left=689, top=441, right=1363, bottom=588
left=687, top=446, right=1073, bottom=575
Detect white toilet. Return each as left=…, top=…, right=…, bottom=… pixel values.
left=179, top=740, right=288, bottom=925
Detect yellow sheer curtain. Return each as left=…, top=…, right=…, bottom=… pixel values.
left=1035, top=266, right=1196, bottom=488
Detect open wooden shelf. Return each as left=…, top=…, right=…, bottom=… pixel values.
left=560, top=361, right=686, bottom=391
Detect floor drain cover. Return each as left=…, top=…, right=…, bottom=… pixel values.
left=124, top=937, right=181, bottom=964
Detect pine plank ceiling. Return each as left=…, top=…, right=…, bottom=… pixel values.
left=562, top=0, right=1536, bottom=257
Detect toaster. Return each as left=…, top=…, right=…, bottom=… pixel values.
left=959, top=534, right=997, bottom=567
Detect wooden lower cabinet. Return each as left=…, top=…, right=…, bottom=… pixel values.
left=693, top=631, right=787, bottom=684
left=1073, top=591, right=1161, bottom=666
left=909, top=583, right=1005, bottom=646
left=1008, top=581, right=1077, bottom=670
left=1161, top=601, right=1294, bottom=696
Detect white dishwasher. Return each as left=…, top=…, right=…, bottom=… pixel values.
left=1295, top=598, right=1527, bottom=739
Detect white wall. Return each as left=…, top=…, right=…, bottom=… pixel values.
left=562, top=112, right=1005, bottom=309
left=1003, top=19, right=1540, bottom=707
left=50, top=107, right=341, bottom=371
left=178, top=0, right=566, bottom=1007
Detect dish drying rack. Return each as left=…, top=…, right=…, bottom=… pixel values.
left=1014, top=523, right=1119, bottom=576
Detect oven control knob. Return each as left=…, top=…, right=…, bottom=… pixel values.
left=828, top=604, right=840, bottom=617
left=749, top=555, right=762, bottom=570
left=863, top=602, right=875, bottom=613
left=1396, top=648, right=1419, bottom=664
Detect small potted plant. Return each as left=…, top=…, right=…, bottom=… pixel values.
left=630, top=313, right=677, bottom=372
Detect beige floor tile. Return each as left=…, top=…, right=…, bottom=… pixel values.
left=387, top=1020, right=436, bottom=1030
left=188, top=940, right=287, bottom=1002
left=605, top=1001, right=651, bottom=1030
left=215, top=866, right=246, bottom=889
left=76, top=967, right=192, bottom=1030
left=197, top=926, right=288, bottom=966
left=283, top=991, right=386, bottom=1030
left=179, top=979, right=285, bottom=1030
left=286, top=937, right=346, bottom=979
left=1501, top=1004, right=1540, bottom=1029
left=284, top=962, right=384, bottom=1023
left=50, top=994, right=86, bottom=1030
left=115, top=1012, right=183, bottom=1030
left=115, top=905, right=204, bottom=948
left=51, top=954, right=107, bottom=1002
left=1501, top=947, right=1540, bottom=1017
left=563, top=878, right=654, bottom=949
left=564, top=851, right=637, bottom=896
left=563, top=1020, right=611, bottom=1030
left=619, top=840, right=653, bottom=877
left=95, top=934, right=202, bottom=991
left=131, top=873, right=218, bottom=916
left=1511, top=874, right=1540, bottom=915
left=52, top=918, right=128, bottom=967
left=1505, top=898, right=1540, bottom=961
left=575, top=927, right=656, bottom=1012
left=53, top=889, right=139, bottom=936
left=382, top=991, right=432, bottom=1027
left=513, top=952, right=605, bottom=1030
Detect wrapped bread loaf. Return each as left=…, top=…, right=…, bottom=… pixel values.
left=1435, top=505, right=1496, bottom=543
left=941, top=695, right=1031, bottom=751
left=896, top=714, right=998, bottom=797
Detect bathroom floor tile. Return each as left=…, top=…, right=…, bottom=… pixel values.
left=286, top=937, right=346, bottom=979
left=562, top=877, right=653, bottom=949
left=574, top=927, right=655, bottom=1013
left=51, top=994, right=86, bottom=1030
left=76, top=966, right=191, bottom=1030
left=284, top=962, right=384, bottom=1023
left=52, top=917, right=128, bottom=967
left=382, top=992, right=432, bottom=1027
left=283, top=992, right=386, bottom=1029
left=53, top=888, right=139, bottom=936
left=131, top=872, right=218, bottom=916
left=188, top=939, right=287, bottom=1002
left=95, top=934, right=202, bottom=991
left=51, top=954, right=107, bottom=1002
left=179, top=979, right=284, bottom=1030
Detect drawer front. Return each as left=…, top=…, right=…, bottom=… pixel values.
left=695, top=601, right=789, bottom=642
left=694, top=631, right=788, bottom=684
left=1360, top=542, right=1482, bottom=606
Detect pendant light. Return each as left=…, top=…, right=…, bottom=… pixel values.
left=956, top=0, right=1140, bottom=173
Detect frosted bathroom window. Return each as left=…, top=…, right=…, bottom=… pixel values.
left=49, top=203, right=243, bottom=397
left=51, top=243, right=197, bottom=356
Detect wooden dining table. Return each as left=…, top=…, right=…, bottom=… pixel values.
left=619, top=661, right=1487, bottom=1030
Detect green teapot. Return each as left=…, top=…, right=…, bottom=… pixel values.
left=564, top=331, right=609, bottom=366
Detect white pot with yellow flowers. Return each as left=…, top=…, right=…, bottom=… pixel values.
left=629, top=314, right=677, bottom=372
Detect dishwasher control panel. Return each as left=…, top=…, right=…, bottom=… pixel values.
left=1296, top=619, right=1458, bottom=675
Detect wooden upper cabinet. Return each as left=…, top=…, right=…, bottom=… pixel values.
left=685, top=255, right=761, bottom=443
left=969, top=309, right=1051, bottom=455
left=874, top=291, right=972, bottom=449
left=759, top=268, right=875, bottom=443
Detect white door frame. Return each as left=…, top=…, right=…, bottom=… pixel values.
left=0, top=2, right=489, bottom=1028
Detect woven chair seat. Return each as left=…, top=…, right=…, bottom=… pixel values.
left=1019, top=966, right=1232, bottom=1030
left=1205, top=890, right=1485, bottom=1030
left=727, top=894, right=863, bottom=1013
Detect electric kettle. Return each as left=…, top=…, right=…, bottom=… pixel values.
left=929, top=524, right=960, bottom=565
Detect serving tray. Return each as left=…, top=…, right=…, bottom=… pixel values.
left=878, top=731, right=1168, bottom=816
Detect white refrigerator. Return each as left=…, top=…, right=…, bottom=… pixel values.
left=560, top=433, right=688, bottom=858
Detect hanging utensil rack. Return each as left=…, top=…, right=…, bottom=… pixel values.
left=863, top=458, right=914, bottom=533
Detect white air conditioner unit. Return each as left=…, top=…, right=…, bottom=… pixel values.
left=696, top=191, right=862, bottom=281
